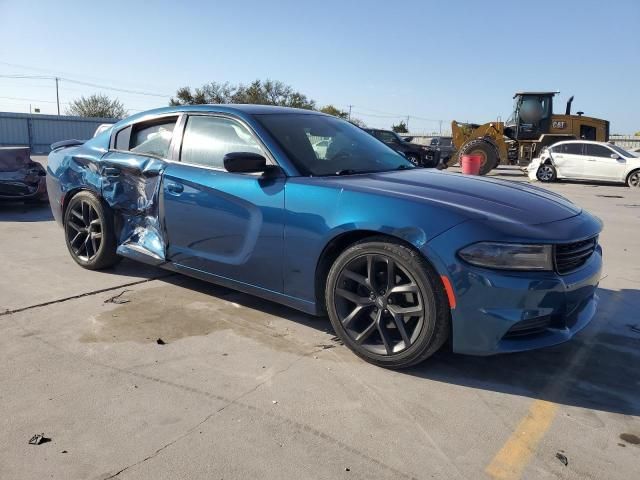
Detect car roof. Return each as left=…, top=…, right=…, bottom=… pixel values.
left=554, top=140, right=614, bottom=146
left=114, top=104, right=327, bottom=129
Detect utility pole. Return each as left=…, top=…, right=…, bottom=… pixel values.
left=406, top=115, right=410, bottom=130
left=55, top=77, right=60, bottom=115
left=348, top=105, right=353, bottom=121
left=439, top=120, right=443, bottom=135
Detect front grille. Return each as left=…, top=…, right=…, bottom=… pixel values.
left=554, top=236, right=598, bottom=274
left=504, top=316, right=552, bottom=338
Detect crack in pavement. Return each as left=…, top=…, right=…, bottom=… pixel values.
left=103, top=355, right=307, bottom=479
left=14, top=324, right=419, bottom=480
left=0, top=274, right=175, bottom=318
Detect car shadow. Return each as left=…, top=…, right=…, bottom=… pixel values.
left=0, top=201, right=53, bottom=222
left=553, top=179, right=629, bottom=188
left=489, top=170, right=526, bottom=178
left=156, top=275, right=640, bottom=417
left=405, top=286, right=640, bottom=417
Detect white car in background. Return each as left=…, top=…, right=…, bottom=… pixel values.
left=528, top=140, right=640, bottom=188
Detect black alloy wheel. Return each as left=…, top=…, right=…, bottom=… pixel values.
left=64, top=191, right=119, bottom=269
left=335, top=253, right=425, bottom=355
left=66, top=199, right=103, bottom=262
left=326, top=238, right=450, bottom=368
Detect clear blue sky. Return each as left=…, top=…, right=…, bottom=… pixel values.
left=0, top=0, right=638, bottom=133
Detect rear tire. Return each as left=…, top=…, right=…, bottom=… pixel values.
left=459, top=139, right=499, bottom=175
left=64, top=191, right=120, bottom=270
left=325, top=237, right=450, bottom=369
left=626, top=169, right=640, bottom=188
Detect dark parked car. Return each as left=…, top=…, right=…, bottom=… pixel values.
left=426, top=136, right=455, bottom=166
left=0, top=147, right=47, bottom=202
left=363, top=129, right=434, bottom=167
left=47, top=105, right=602, bottom=369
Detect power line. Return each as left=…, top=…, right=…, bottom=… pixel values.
left=0, top=95, right=68, bottom=105
left=0, top=60, right=173, bottom=94
left=0, top=74, right=171, bottom=98
left=345, top=104, right=444, bottom=123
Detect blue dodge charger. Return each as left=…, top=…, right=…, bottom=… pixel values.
left=46, top=105, right=602, bottom=368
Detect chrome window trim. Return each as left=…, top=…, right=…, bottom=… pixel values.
left=168, top=112, right=283, bottom=176
left=108, top=112, right=182, bottom=157
left=106, top=110, right=285, bottom=177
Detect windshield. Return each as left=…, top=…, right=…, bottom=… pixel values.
left=609, top=145, right=634, bottom=158
left=255, top=113, right=414, bottom=176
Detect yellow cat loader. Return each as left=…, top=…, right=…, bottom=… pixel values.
left=446, top=92, right=610, bottom=175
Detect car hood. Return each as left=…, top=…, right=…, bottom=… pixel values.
left=322, top=169, right=581, bottom=225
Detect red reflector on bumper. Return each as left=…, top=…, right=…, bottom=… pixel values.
left=440, top=275, right=456, bottom=309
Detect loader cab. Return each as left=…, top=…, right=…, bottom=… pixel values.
left=504, top=92, right=556, bottom=141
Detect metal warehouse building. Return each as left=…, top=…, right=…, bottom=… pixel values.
left=0, top=112, right=117, bottom=153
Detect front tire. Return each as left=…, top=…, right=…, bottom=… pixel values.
left=64, top=191, right=120, bottom=270
left=325, top=238, right=450, bottom=369
left=536, top=163, right=557, bottom=182
left=406, top=153, right=421, bottom=166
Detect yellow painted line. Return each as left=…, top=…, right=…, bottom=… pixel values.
left=485, top=399, right=559, bottom=480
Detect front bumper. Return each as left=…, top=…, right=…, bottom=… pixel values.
left=527, top=159, right=541, bottom=180
left=424, top=214, right=602, bottom=355
left=449, top=248, right=601, bottom=355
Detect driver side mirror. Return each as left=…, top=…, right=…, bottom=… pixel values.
left=610, top=153, right=621, bottom=160
left=223, top=152, right=267, bottom=173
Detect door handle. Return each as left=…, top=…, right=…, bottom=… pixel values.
left=166, top=182, right=184, bottom=194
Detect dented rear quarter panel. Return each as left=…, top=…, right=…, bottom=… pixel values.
left=47, top=128, right=168, bottom=263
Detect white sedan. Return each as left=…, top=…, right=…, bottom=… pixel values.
left=528, top=140, right=640, bottom=188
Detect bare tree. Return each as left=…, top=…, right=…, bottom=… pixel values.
left=170, top=79, right=315, bottom=109
left=66, top=94, right=127, bottom=118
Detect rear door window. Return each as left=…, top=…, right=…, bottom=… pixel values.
left=130, top=118, right=178, bottom=158
left=557, top=143, right=584, bottom=155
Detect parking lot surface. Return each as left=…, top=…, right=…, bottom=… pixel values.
left=1, top=164, right=639, bottom=479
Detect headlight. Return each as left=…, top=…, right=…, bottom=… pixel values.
left=458, top=242, right=553, bottom=271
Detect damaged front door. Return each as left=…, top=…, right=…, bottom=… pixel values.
left=161, top=114, right=285, bottom=294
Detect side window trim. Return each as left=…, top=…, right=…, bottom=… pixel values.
left=113, top=125, right=131, bottom=151
left=108, top=113, right=181, bottom=161
left=585, top=143, right=614, bottom=158
left=176, top=113, right=277, bottom=172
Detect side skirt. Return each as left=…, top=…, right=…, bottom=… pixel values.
left=159, top=261, right=320, bottom=316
